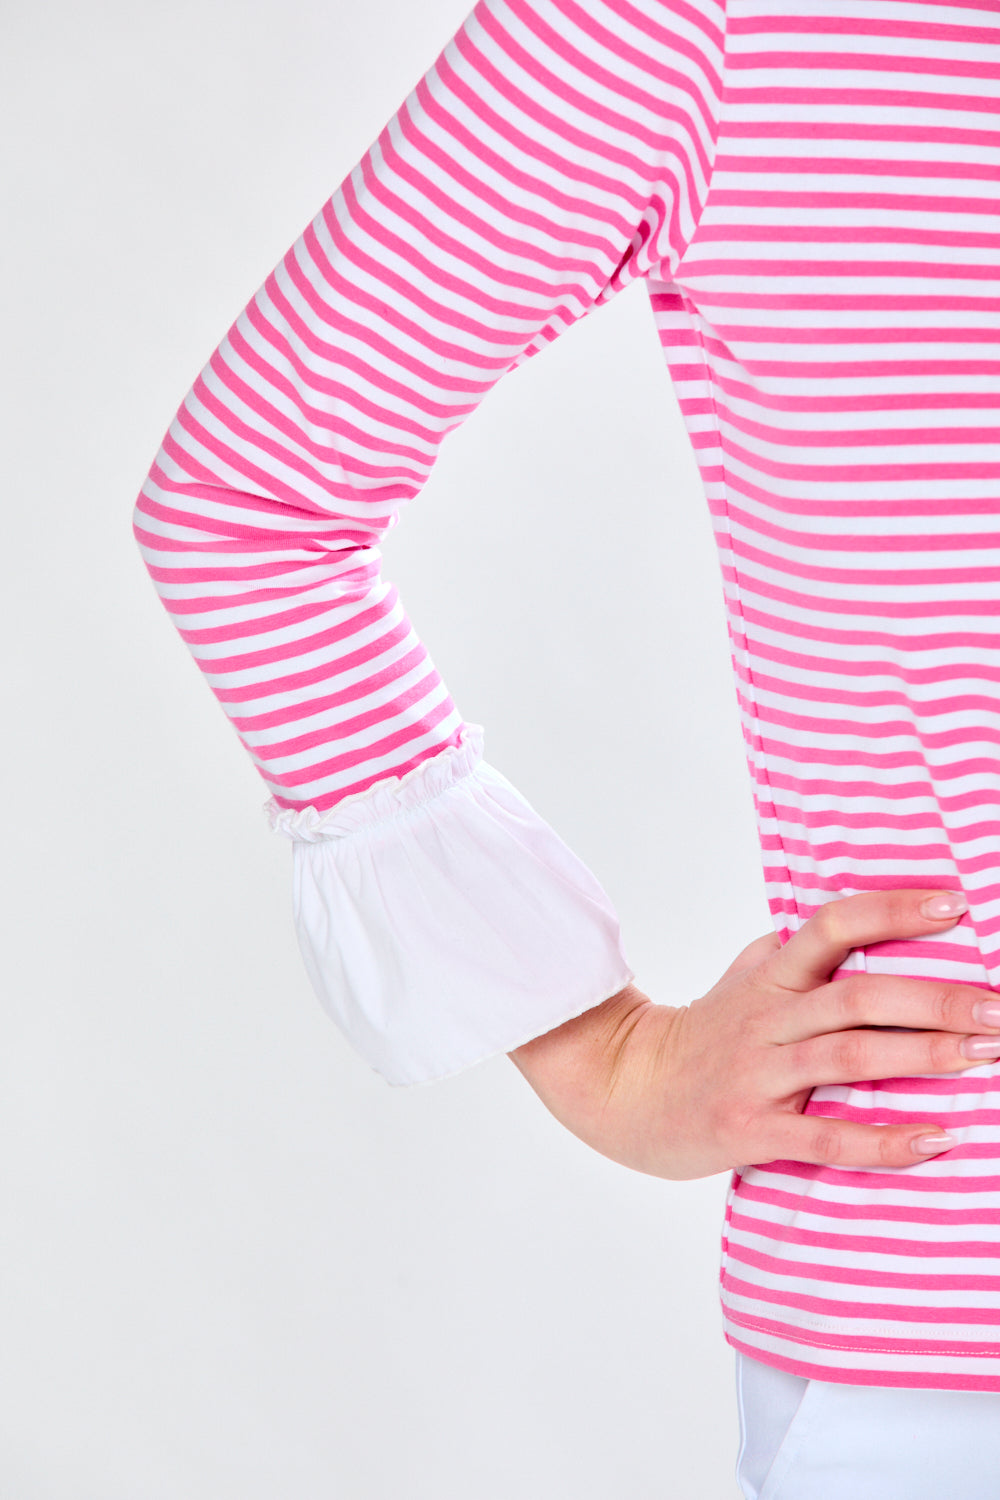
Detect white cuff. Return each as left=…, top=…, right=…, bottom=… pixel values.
left=265, top=724, right=634, bottom=1086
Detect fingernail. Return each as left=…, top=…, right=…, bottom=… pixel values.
left=921, top=892, right=968, bottom=919
left=912, top=1133, right=956, bottom=1155
left=961, top=1036, right=1000, bottom=1060
left=973, top=1001, right=1000, bottom=1028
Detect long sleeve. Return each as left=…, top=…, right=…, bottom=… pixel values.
left=133, top=0, right=725, bottom=1084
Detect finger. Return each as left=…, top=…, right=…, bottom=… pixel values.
left=770, top=973, right=1000, bottom=1045
left=755, top=1114, right=956, bottom=1171
left=780, top=1027, right=1000, bottom=1091
left=764, top=888, right=969, bottom=993
left=716, top=931, right=782, bottom=984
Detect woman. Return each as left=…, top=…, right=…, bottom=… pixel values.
left=133, top=0, right=1000, bottom=1491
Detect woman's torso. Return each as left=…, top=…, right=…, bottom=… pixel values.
left=651, top=0, right=1000, bottom=1386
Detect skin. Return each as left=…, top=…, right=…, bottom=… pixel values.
left=508, top=888, right=1000, bottom=1179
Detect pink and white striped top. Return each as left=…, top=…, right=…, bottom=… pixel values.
left=134, top=0, right=1000, bottom=1390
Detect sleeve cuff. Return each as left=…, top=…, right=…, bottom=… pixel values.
left=266, top=724, right=634, bottom=1086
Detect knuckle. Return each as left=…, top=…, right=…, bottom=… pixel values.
left=742, top=963, right=776, bottom=1002
left=741, top=934, right=783, bottom=975
left=880, top=890, right=914, bottom=928
left=832, top=978, right=869, bottom=1027
left=927, top=1032, right=957, bottom=1073
left=712, top=1093, right=761, bottom=1156
left=830, top=1032, right=869, bottom=1078
left=930, top=985, right=963, bottom=1031
left=876, top=1129, right=906, bottom=1167
left=783, top=1039, right=809, bottom=1080
left=812, top=900, right=848, bottom=947
left=810, top=1122, right=843, bottom=1163
left=716, top=1108, right=754, bottom=1160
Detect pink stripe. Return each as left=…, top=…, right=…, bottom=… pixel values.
left=736, top=1179, right=1000, bottom=1228
left=229, top=639, right=426, bottom=731
left=725, top=1309, right=1000, bottom=1361
left=752, top=1158, right=1000, bottom=1195
left=249, top=666, right=442, bottom=759
left=268, top=709, right=463, bottom=805
left=725, top=1267, right=1000, bottom=1316
left=729, top=1208, right=1000, bottom=1259
left=729, top=13, right=1000, bottom=46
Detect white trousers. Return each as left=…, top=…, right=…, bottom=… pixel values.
left=735, top=1350, right=1000, bottom=1499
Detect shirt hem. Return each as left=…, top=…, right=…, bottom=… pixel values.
left=724, top=1306, right=1000, bottom=1362
left=724, top=1325, right=1000, bottom=1392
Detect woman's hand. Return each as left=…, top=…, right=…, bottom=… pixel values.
left=508, top=888, right=1000, bottom=1179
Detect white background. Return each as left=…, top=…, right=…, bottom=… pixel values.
left=3, top=1, right=770, bottom=1494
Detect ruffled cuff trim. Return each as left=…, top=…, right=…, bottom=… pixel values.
left=264, top=722, right=485, bottom=842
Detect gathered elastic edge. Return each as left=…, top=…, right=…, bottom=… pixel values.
left=264, top=722, right=485, bottom=841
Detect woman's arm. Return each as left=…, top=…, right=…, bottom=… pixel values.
left=132, top=0, right=726, bottom=1084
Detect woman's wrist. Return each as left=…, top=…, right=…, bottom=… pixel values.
left=508, top=983, right=667, bottom=1165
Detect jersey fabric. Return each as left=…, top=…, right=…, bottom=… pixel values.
left=133, top=0, right=1000, bottom=1390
